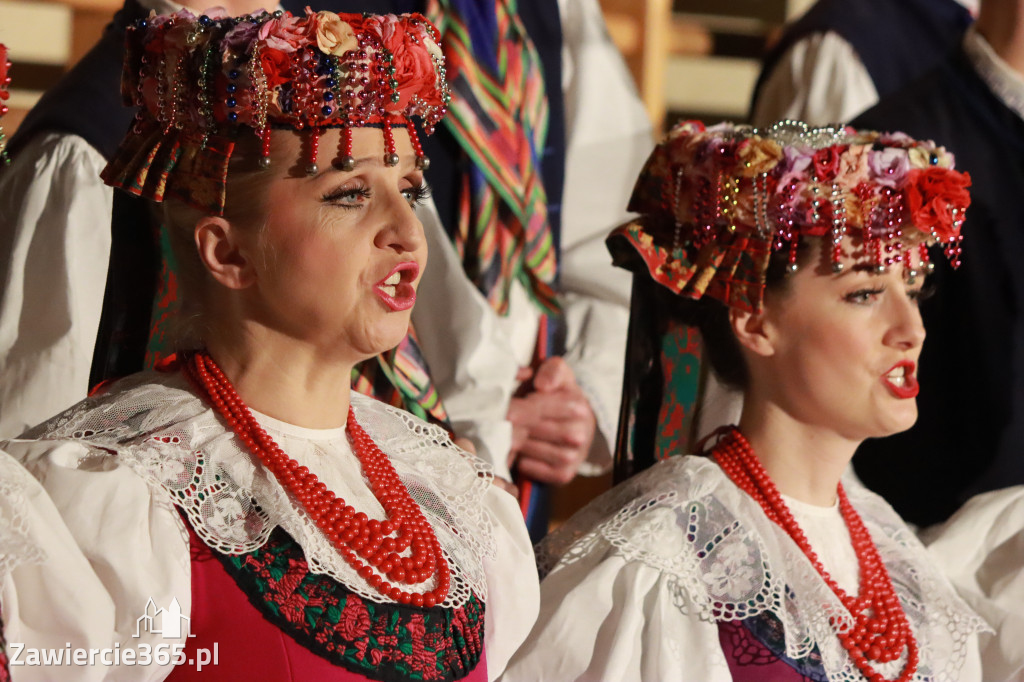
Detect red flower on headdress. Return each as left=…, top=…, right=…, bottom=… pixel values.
left=260, top=47, right=293, bottom=88
left=904, top=167, right=971, bottom=241
left=366, top=14, right=444, bottom=111
left=812, top=147, right=843, bottom=182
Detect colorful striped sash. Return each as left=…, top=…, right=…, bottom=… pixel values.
left=426, top=0, right=559, bottom=317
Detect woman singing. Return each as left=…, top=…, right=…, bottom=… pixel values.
left=0, top=10, right=536, bottom=681
left=504, top=121, right=987, bottom=681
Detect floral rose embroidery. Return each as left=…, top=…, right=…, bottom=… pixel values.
left=336, top=595, right=371, bottom=641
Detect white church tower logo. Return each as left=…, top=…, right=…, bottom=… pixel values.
left=133, top=597, right=193, bottom=639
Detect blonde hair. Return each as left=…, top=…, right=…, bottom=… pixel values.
left=158, top=135, right=271, bottom=347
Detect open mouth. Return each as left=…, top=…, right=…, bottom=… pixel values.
left=375, top=262, right=420, bottom=311
left=882, top=361, right=919, bottom=399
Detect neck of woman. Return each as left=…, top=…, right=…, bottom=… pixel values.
left=977, top=0, right=1024, bottom=75
left=202, top=322, right=356, bottom=430
left=735, top=398, right=859, bottom=508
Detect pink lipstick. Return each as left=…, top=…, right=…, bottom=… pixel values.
left=375, top=261, right=419, bottom=311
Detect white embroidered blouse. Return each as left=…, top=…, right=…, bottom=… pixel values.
left=1, top=372, right=538, bottom=682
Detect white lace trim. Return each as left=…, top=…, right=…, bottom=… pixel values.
left=0, top=454, right=47, bottom=580
left=28, top=372, right=496, bottom=608
left=538, top=455, right=989, bottom=682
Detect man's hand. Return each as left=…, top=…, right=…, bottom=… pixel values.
left=507, top=357, right=596, bottom=486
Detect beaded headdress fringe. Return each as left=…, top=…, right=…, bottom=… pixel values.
left=101, top=8, right=451, bottom=215
left=609, top=120, right=972, bottom=312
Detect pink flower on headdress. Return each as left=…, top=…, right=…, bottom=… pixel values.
left=775, top=145, right=813, bottom=199
left=867, top=147, right=909, bottom=188
left=314, top=11, right=360, bottom=57
left=365, top=13, right=445, bottom=111
left=835, top=144, right=870, bottom=191
left=905, top=167, right=971, bottom=241
left=259, top=12, right=314, bottom=53
left=223, top=19, right=261, bottom=55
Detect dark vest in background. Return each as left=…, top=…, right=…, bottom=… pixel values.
left=854, top=50, right=1024, bottom=525
left=750, top=0, right=973, bottom=120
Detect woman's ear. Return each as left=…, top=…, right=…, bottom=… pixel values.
left=729, top=306, right=776, bottom=358
left=194, top=216, right=256, bottom=290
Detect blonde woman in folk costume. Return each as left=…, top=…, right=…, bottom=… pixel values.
left=0, top=10, right=536, bottom=682
left=504, top=121, right=988, bottom=681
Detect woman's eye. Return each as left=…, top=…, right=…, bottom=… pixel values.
left=844, top=287, right=886, bottom=305
left=402, top=183, right=431, bottom=208
left=321, top=186, right=372, bottom=207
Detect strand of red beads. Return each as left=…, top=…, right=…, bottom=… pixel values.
left=712, top=428, right=919, bottom=682
left=183, top=350, right=451, bottom=607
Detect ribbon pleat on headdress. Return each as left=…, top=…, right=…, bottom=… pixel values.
left=427, top=0, right=559, bottom=316
left=101, top=119, right=234, bottom=215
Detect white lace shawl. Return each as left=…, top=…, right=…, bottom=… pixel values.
left=20, top=371, right=497, bottom=609
left=536, top=455, right=989, bottom=682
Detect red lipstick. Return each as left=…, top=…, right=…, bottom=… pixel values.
left=882, top=360, right=919, bottom=399
left=375, top=261, right=419, bottom=312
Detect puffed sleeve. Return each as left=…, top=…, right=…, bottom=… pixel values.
left=501, top=547, right=731, bottom=682
left=4, top=438, right=192, bottom=682
left=0, top=133, right=113, bottom=439
left=479, top=485, right=540, bottom=681
left=750, top=32, right=879, bottom=127
left=556, top=0, right=654, bottom=471
left=923, top=485, right=1024, bottom=682
left=0, top=451, right=114, bottom=682
left=412, top=201, right=519, bottom=480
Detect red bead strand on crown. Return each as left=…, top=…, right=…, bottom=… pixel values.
left=182, top=350, right=451, bottom=607
left=712, top=428, right=919, bottom=682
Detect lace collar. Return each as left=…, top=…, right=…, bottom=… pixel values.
left=28, top=372, right=496, bottom=609
left=538, top=455, right=989, bottom=682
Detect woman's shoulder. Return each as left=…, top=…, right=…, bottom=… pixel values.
left=19, top=370, right=204, bottom=445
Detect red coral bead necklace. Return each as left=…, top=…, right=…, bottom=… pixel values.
left=182, top=349, right=451, bottom=607
left=712, top=427, right=919, bottom=682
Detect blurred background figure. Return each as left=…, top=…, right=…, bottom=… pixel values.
left=850, top=0, right=1024, bottom=527
left=750, top=0, right=976, bottom=126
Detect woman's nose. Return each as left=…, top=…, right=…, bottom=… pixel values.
left=885, top=290, right=927, bottom=350
left=376, top=194, right=426, bottom=255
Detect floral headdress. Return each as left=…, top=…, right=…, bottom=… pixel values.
left=609, top=120, right=972, bottom=312
left=101, top=8, right=450, bottom=214
left=0, top=44, right=11, bottom=167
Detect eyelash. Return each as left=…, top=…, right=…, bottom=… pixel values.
left=320, top=183, right=431, bottom=209
left=843, top=285, right=930, bottom=305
